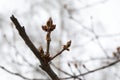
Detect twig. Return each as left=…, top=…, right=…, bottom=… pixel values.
left=63, top=59, right=120, bottom=79
left=51, top=63, right=72, bottom=76
left=50, top=40, right=71, bottom=61
left=50, top=48, right=65, bottom=61
left=0, top=65, right=48, bottom=80
left=46, top=32, right=51, bottom=55
left=80, top=59, right=120, bottom=76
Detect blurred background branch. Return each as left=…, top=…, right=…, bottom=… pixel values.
left=1, top=0, right=120, bottom=80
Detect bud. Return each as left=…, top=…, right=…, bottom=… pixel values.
left=42, top=25, right=48, bottom=32
left=47, top=17, right=53, bottom=27
left=83, top=64, right=86, bottom=68
left=117, top=47, right=120, bottom=53
left=113, top=52, right=117, bottom=57
left=63, top=40, right=71, bottom=51
left=74, top=63, right=78, bottom=68
left=66, top=40, right=71, bottom=47
left=42, top=18, right=56, bottom=32
left=68, top=63, right=71, bottom=67
left=50, top=25, right=56, bottom=31
left=38, top=46, right=44, bottom=57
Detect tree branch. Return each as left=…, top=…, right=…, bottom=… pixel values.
left=10, top=15, right=60, bottom=80
left=10, top=15, right=42, bottom=61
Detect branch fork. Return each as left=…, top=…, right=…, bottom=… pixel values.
left=10, top=15, right=71, bottom=80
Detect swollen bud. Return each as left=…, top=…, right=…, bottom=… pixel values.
left=66, top=40, right=71, bottom=47
left=47, top=18, right=53, bottom=27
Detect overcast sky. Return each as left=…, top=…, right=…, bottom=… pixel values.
left=0, top=0, right=120, bottom=80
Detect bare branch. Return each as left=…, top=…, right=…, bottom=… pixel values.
left=10, top=15, right=60, bottom=80
left=80, top=59, right=120, bottom=76
left=51, top=40, right=71, bottom=61
left=64, top=59, right=120, bottom=79
left=10, top=15, right=42, bottom=61
left=0, top=65, right=47, bottom=80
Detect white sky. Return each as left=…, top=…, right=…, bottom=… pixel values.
left=91, top=0, right=120, bottom=33
left=0, top=0, right=120, bottom=80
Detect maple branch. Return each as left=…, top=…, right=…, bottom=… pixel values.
left=10, top=15, right=59, bottom=80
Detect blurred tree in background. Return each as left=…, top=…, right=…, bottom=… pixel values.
left=0, top=0, right=120, bottom=80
